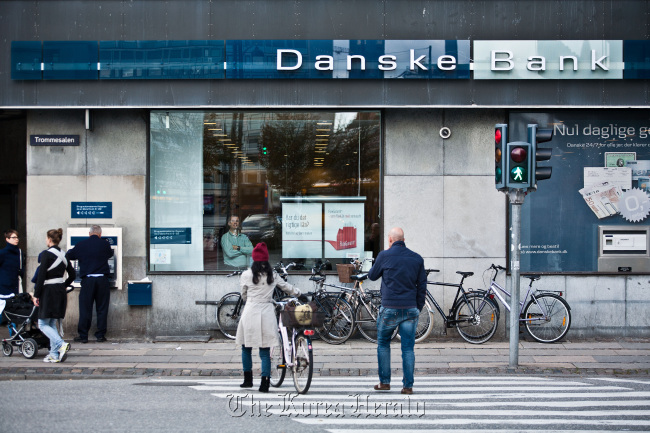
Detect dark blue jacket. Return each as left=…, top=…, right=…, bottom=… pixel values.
left=65, top=235, right=114, bottom=278
left=0, top=244, right=24, bottom=296
left=368, top=240, right=427, bottom=310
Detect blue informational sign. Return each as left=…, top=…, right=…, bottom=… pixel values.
left=71, top=202, right=112, bottom=218
left=30, top=135, right=80, bottom=146
left=150, top=228, right=192, bottom=244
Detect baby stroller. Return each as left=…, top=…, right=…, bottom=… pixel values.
left=1, top=293, right=50, bottom=359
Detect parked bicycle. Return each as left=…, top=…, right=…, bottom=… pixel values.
left=306, top=272, right=355, bottom=344
left=416, top=269, right=501, bottom=344
left=308, top=259, right=390, bottom=344
left=479, top=264, right=572, bottom=343
left=269, top=298, right=315, bottom=394
left=216, top=262, right=297, bottom=339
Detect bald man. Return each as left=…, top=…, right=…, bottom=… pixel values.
left=367, top=227, right=426, bottom=395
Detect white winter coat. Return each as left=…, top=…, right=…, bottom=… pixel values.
left=234, top=269, right=301, bottom=348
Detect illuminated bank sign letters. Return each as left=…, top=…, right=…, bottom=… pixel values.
left=11, top=39, right=648, bottom=80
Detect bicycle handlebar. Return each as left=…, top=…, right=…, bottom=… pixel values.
left=272, top=297, right=299, bottom=310
left=490, top=264, right=506, bottom=271
left=311, top=260, right=330, bottom=275
left=425, top=269, right=440, bottom=276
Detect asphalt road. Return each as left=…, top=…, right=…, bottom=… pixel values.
left=2, top=374, right=650, bottom=432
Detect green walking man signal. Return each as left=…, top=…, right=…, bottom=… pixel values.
left=495, top=123, right=554, bottom=192
left=506, top=141, right=531, bottom=189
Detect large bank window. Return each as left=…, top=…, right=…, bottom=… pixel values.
left=149, top=111, right=381, bottom=272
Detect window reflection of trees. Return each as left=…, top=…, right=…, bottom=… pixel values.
left=190, top=111, right=380, bottom=271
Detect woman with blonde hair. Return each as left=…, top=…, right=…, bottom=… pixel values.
left=33, top=228, right=76, bottom=363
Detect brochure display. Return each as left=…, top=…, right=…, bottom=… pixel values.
left=281, top=197, right=364, bottom=259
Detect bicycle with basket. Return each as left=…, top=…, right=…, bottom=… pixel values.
left=270, top=297, right=323, bottom=394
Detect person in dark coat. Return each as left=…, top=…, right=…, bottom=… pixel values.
left=33, top=228, right=76, bottom=363
left=367, top=227, right=427, bottom=396
left=65, top=225, right=114, bottom=343
left=0, top=229, right=24, bottom=296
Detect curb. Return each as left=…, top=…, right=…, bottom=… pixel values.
left=1, top=366, right=648, bottom=380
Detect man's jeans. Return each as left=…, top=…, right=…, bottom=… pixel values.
left=376, top=307, right=419, bottom=388
left=38, top=318, right=63, bottom=359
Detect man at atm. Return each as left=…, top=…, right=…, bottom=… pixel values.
left=66, top=225, right=114, bottom=343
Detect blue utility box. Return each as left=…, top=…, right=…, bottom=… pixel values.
left=128, top=282, right=152, bottom=306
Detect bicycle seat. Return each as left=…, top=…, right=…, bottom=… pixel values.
left=309, top=275, right=325, bottom=282
left=349, top=273, right=368, bottom=281
left=525, top=275, right=541, bottom=281
left=456, top=271, right=474, bottom=278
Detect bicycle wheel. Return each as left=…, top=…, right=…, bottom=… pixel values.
left=216, top=292, right=243, bottom=340
left=402, top=298, right=435, bottom=343
left=524, top=293, right=571, bottom=343
left=356, top=293, right=382, bottom=343
left=454, top=293, right=498, bottom=344
left=270, top=331, right=286, bottom=387
left=315, top=295, right=355, bottom=344
left=394, top=297, right=434, bottom=343
left=292, top=334, right=313, bottom=394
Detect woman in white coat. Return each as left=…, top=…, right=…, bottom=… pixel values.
left=235, top=242, right=302, bottom=392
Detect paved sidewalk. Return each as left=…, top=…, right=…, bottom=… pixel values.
left=1, top=335, right=649, bottom=380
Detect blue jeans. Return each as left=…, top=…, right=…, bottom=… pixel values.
left=38, top=318, right=63, bottom=359
left=241, top=346, right=271, bottom=377
left=376, top=307, right=419, bottom=389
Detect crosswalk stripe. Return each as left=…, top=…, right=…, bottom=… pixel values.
left=217, top=397, right=650, bottom=408
left=294, top=418, right=650, bottom=427
left=192, top=385, right=627, bottom=392
left=326, top=430, right=650, bottom=433
left=593, top=378, right=650, bottom=385
left=152, top=376, right=560, bottom=383
left=261, top=408, right=650, bottom=417
left=211, top=391, right=650, bottom=400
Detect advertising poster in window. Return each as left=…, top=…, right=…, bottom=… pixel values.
left=511, top=111, right=650, bottom=273
left=324, top=203, right=364, bottom=258
left=282, top=203, right=322, bottom=258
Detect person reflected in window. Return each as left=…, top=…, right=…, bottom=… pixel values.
left=364, top=223, right=381, bottom=259
left=221, top=215, right=253, bottom=269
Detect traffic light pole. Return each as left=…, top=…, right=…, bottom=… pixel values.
left=508, top=189, right=525, bottom=367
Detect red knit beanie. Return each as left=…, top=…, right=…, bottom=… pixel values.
left=252, top=242, right=269, bottom=262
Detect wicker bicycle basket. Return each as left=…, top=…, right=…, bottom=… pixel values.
left=281, top=302, right=325, bottom=328
left=336, top=263, right=356, bottom=283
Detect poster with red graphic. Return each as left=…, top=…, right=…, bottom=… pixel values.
left=324, top=203, right=364, bottom=258
left=282, top=203, right=322, bottom=258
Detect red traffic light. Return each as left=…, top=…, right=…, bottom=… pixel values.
left=495, top=128, right=502, bottom=143
left=510, top=146, right=527, bottom=163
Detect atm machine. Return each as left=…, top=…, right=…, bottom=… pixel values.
left=598, top=226, right=650, bottom=272
left=67, top=227, right=123, bottom=289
